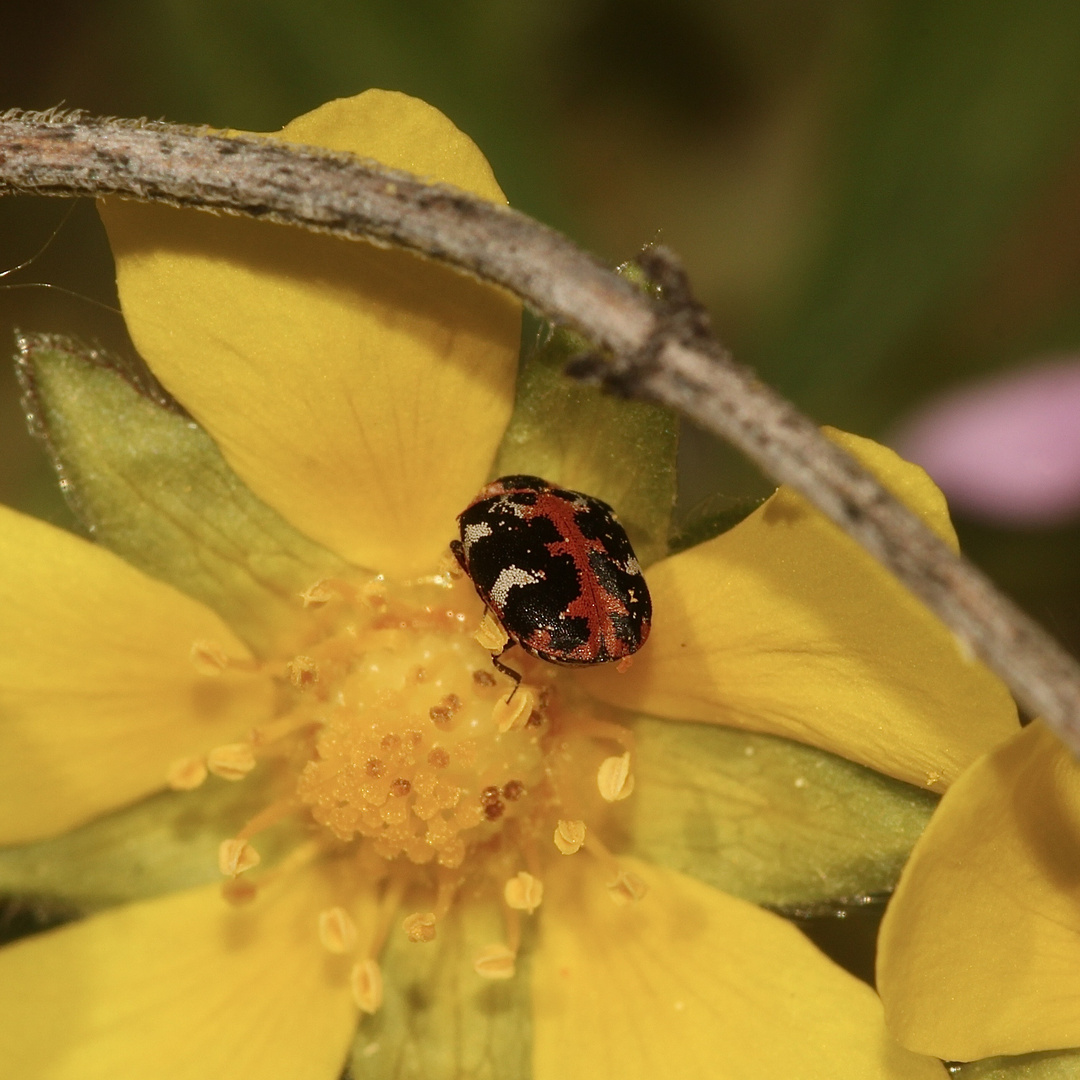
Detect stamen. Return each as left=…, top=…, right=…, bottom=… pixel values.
left=492, top=684, right=538, bottom=733
left=607, top=869, right=649, bottom=906
left=318, top=906, right=358, bottom=954
left=402, top=911, right=437, bottom=943
left=166, top=755, right=207, bottom=791
left=474, top=611, right=509, bottom=652
left=597, top=752, right=635, bottom=802
left=300, top=577, right=367, bottom=608
left=190, top=640, right=232, bottom=675
left=250, top=708, right=316, bottom=747
left=185, top=570, right=593, bottom=984
left=220, top=838, right=324, bottom=904
left=503, top=871, right=543, bottom=914
left=473, top=943, right=516, bottom=980
left=218, top=838, right=260, bottom=877
left=365, top=871, right=407, bottom=959
left=433, top=873, right=462, bottom=920
left=351, top=958, right=384, bottom=1013
left=286, top=655, right=320, bottom=689
left=236, top=796, right=300, bottom=841
left=206, top=743, right=256, bottom=781
left=299, top=579, right=336, bottom=608
left=190, top=640, right=258, bottom=675
left=554, top=819, right=586, bottom=855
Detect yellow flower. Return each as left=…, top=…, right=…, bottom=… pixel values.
left=878, top=719, right=1080, bottom=1065
left=0, top=90, right=1018, bottom=1079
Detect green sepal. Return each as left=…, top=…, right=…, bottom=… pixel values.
left=351, top=898, right=531, bottom=1080
left=494, top=312, right=678, bottom=569
left=667, top=491, right=770, bottom=555
left=607, top=716, right=937, bottom=909
left=0, top=767, right=299, bottom=911
left=951, top=1050, right=1080, bottom=1079
left=17, top=333, right=348, bottom=657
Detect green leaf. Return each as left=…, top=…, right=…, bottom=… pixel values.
left=608, top=716, right=937, bottom=909
left=494, top=316, right=678, bottom=568
left=351, top=899, right=531, bottom=1080
left=0, top=769, right=298, bottom=911
left=17, top=333, right=348, bottom=657
left=952, top=1050, right=1080, bottom=1079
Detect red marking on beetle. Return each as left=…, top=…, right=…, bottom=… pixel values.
left=513, top=488, right=635, bottom=663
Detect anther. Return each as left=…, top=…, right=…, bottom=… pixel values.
left=318, top=906, right=358, bottom=954
left=351, top=958, right=384, bottom=1013
left=480, top=786, right=501, bottom=806
left=166, top=756, right=207, bottom=791
left=504, top=871, right=543, bottom=913
left=207, top=743, right=256, bottom=781
left=502, top=780, right=525, bottom=801
left=390, top=778, right=411, bottom=797
left=402, top=911, right=437, bottom=943
left=474, top=611, right=509, bottom=653
left=483, top=801, right=505, bottom=820
left=473, top=943, right=516, bottom=980
left=492, top=684, right=537, bottom=734
left=554, top=819, right=586, bottom=855
left=472, top=669, right=497, bottom=688
left=427, top=747, right=450, bottom=769
left=607, top=869, right=649, bottom=906
left=597, top=752, right=635, bottom=802
left=286, top=655, right=319, bottom=688
left=218, top=838, right=260, bottom=877
left=299, top=579, right=336, bottom=608
left=190, top=640, right=231, bottom=675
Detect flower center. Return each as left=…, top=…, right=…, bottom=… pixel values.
left=293, top=595, right=547, bottom=869
left=171, top=560, right=641, bottom=1012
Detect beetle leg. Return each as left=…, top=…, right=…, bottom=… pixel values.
left=491, top=645, right=523, bottom=702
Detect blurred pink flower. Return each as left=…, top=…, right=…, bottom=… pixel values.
left=892, top=357, right=1080, bottom=525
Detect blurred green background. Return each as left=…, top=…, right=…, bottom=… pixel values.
left=5, top=0, right=1080, bottom=659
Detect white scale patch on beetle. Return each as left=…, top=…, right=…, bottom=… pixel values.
left=462, top=520, right=493, bottom=555
left=489, top=565, right=544, bottom=608
left=498, top=497, right=532, bottom=520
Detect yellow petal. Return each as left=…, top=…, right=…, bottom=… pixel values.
left=99, top=90, right=521, bottom=577
left=0, top=506, right=272, bottom=844
left=0, top=861, right=367, bottom=1079
left=878, top=721, right=1080, bottom=1060
left=532, top=857, right=945, bottom=1080
left=581, top=429, right=1017, bottom=790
